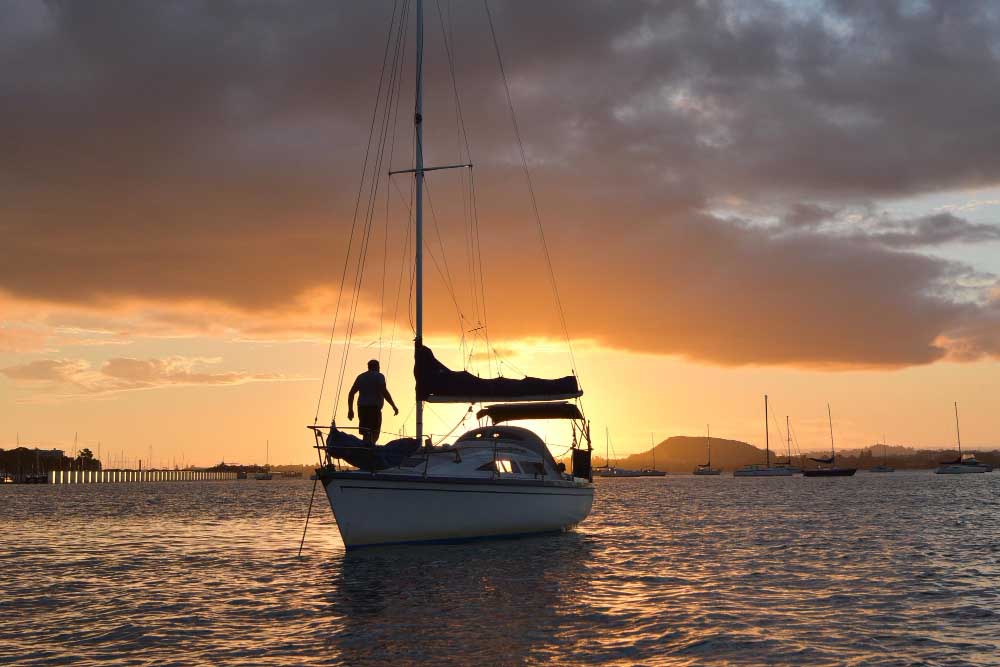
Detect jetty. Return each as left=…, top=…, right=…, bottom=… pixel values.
left=48, top=469, right=237, bottom=484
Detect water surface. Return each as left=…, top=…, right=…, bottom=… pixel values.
left=3, top=473, right=999, bottom=666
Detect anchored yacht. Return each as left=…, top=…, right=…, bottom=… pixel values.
left=693, top=425, right=721, bottom=475
left=936, top=403, right=992, bottom=474
left=308, top=0, right=593, bottom=549
left=735, top=395, right=794, bottom=477
left=803, top=405, right=856, bottom=477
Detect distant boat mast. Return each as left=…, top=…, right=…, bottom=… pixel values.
left=764, top=394, right=770, bottom=467
left=827, top=403, right=835, bottom=461
left=954, top=401, right=962, bottom=458
left=707, top=424, right=712, bottom=467
left=786, top=415, right=792, bottom=461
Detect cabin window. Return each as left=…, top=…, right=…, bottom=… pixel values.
left=522, top=461, right=546, bottom=476
left=477, top=459, right=520, bottom=473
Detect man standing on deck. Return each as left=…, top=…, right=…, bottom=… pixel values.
left=347, top=359, right=399, bottom=443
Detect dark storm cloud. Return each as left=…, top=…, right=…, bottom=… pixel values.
left=774, top=210, right=1000, bottom=248
left=862, top=213, right=1000, bottom=249
left=3, top=0, right=1000, bottom=366
left=781, top=203, right=839, bottom=230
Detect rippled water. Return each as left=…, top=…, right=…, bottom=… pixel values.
left=3, top=473, right=1000, bottom=666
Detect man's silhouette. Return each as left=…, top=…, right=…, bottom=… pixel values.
left=347, top=359, right=399, bottom=443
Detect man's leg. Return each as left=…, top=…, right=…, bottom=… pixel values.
left=358, top=406, right=382, bottom=443
left=368, top=407, right=382, bottom=443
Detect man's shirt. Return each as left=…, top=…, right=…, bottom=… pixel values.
left=353, top=370, right=387, bottom=408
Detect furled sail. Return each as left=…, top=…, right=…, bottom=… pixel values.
left=809, top=455, right=835, bottom=464
left=476, top=402, right=583, bottom=424
left=416, top=345, right=581, bottom=404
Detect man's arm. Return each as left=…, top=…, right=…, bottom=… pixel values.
left=347, top=380, right=359, bottom=420
left=382, top=385, right=399, bottom=416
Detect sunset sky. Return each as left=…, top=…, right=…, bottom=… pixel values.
left=4, top=1, right=1000, bottom=465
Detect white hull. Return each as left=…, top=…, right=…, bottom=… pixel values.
left=593, top=468, right=644, bottom=477
left=734, top=466, right=795, bottom=477
left=323, top=473, right=593, bottom=548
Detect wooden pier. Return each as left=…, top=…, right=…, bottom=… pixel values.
left=48, top=469, right=238, bottom=484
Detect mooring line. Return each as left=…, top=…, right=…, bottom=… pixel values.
left=297, top=477, right=319, bottom=558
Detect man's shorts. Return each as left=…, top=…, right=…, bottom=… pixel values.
left=358, top=405, right=382, bottom=442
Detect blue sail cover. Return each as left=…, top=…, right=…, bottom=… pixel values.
left=415, top=345, right=582, bottom=404
left=809, top=455, right=835, bottom=464
left=325, top=427, right=420, bottom=471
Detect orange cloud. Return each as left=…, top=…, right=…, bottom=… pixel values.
left=4, top=1, right=1000, bottom=371
left=1, top=355, right=288, bottom=399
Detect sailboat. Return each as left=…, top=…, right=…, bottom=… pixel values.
left=803, top=405, right=856, bottom=477
left=868, top=435, right=894, bottom=473
left=639, top=433, right=667, bottom=476
left=693, top=425, right=721, bottom=475
left=734, top=395, right=794, bottom=476
left=936, top=403, right=991, bottom=474
left=593, top=428, right=643, bottom=477
left=254, top=440, right=273, bottom=480
left=309, top=1, right=594, bottom=549
left=771, top=415, right=801, bottom=474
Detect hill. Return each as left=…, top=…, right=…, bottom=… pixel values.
left=589, top=438, right=1000, bottom=472
left=599, top=435, right=765, bottom=473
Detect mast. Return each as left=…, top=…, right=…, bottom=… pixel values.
left=764, top=394, right=770, bottom=466
left=414, top=0, right=425, bottom=449
left=707, top=424, right=711, bottom=467
left=954, top=401, right=962, bottom=457
left=827, top=403, right=835, bottom=461
left=786, top=415, right=791, bottom=460
left=650, top=432, right=655, bottom=471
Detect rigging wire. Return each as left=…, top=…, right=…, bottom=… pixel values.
left=789, top=423, right=804, bottom=458
left=379, top=10, right=410, bottom=362
left=314, top=0, right=403, bottom=425
left=484, top=0, right=579, bottom=383
left=423, top=177, right=469, bottom=348
left=768, top=407, right=790, bottom=459
left=468, top=169, right=493, bottom=377
left=437, top=0, right=493, bottom=377
left=330, top=0, right=411, bottom=421
left=385, top=183, right=414, bottom=375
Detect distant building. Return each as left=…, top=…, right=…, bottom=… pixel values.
left=36, top=448, right=65, bottom=458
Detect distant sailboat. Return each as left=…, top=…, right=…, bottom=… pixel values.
left=734, top=395, right=794, bottom=477
left=639, top=433, right=667, bottom=476
left=803, top=405, right=856, bottom=477
left=772, top=415, right=801, bottom=474
left=936, top=403, right=991, bottom=474
left=593, top=428, right=643, bottom=477
left=868, top=435, right=894, bottom=473
left=254, top=440, right=273, bottom=480
left=693, top=425, right=721, bottom=475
